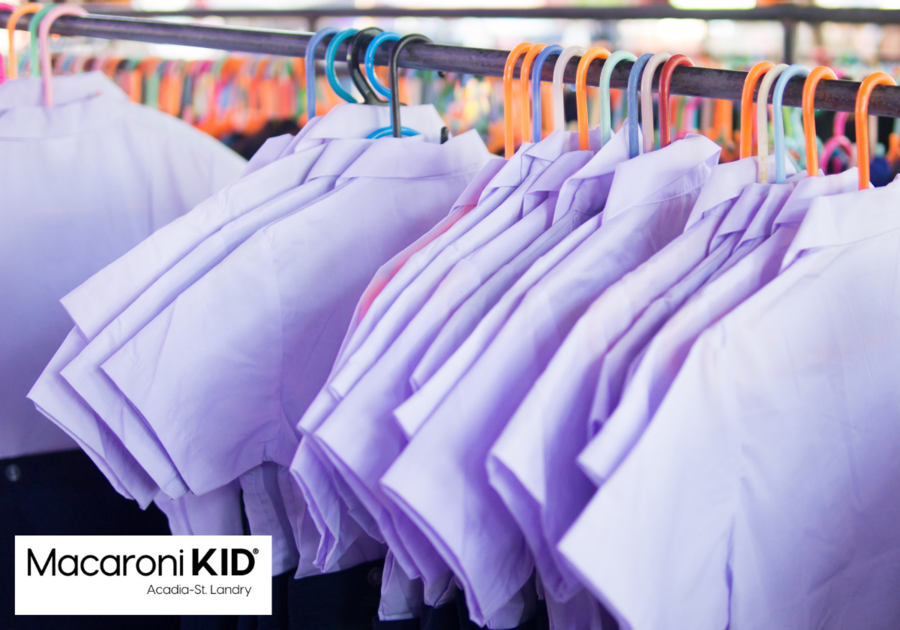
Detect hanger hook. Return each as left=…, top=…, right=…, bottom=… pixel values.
left=518, top=43, right=546, bottom=144
left=599, top=50, right=636, bottom=148
left=658, top=54, right=694, bottom=149
left=364, top=31, right=400, bottom=100
left=325, top=29, right=358, bottom=103
left=390, top=33, right=431, bottom=138
left=349, top=27, right=386, bottom=105
left=740, top=61, right=774, bottom=159
left=531, top=44, right=562, bottom=143
left=37, top=4, right=87, bottom=106
left=504, top=43, right=534, bottom=159
left=639, top=53, right=671, bottom=154
left=6, top=3, right=42, bottom=80
left=856, top=72, right=897, bottom=190
left=626, top=53, right=653, bottom=159
left=754, top=64, right=787, bottom=183
left=305, top=27, right=338, bottom=121
left=802, top=66, right=838, bottom=177
left=772, top=64, right=810, bottom=184
left=551, top=46, right=585, bottom=134
left=28, top=4, right=55, bottom=78
left=575, top=47, right=611, bottom=151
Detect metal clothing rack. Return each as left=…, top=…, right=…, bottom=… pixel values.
left=80, top=4, right=900, bottom=66
left=4, top=8, right=900, bottom=119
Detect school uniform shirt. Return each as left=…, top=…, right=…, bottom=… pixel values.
left=291, top=137, right=575, bottom=582
left=62, top=103, right=447, bottom=343
left=59, top=139, right=372, bottom=500
left=560, top=179, right=900, bottom=630
left=586, top=180, right=793, bottom=436
left=576, top=168, right=859, bottom=487
left=394, top=126, right=633, bottom=440
left=380, top=135, right=723, bottom=625
left=290, top=160, right=505, bottom=579
left=313, top=142, right=593, bottom=592
left=483, top=156, right=788, bottom=630
left=2, top=71, right=244, bottom=461
left=101, top=129, right=490, bottom=547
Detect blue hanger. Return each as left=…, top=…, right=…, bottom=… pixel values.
left=305, top=27, right=338, bottom=119
left=531, top=45, right=562, bottom=143
left=627, top=53, right=654, bottom=159
left=364, top=32, right=419, bottom=139
left=324, top=29, right=359, bottom=103
left=773, top=64, right=810, bottom=183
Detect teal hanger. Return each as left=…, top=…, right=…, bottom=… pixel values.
left=29, top=5, right=55, bottom=78
left=364, top=32, right=418, bottom=139
left=324, top=29, right=358, bottom=103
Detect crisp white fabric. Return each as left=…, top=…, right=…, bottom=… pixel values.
left=561, top=179, right=900, bottom=630
left=394, top=126, right=633, bottom=439
left=3, top=72, right=244, bottom=461
left=380, top=135, right=722, bottom=624
left=577, top=168, right=859, bottom=486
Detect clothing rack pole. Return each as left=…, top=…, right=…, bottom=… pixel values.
left=4, top=9, right=900, bottom=118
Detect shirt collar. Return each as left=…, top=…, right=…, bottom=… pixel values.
left=552, top=126, right=630, bottom=222
left=336, top=128, right=490, bottom=184
left=447, top=157, right=506, bottom=214
left=0, top=72, right=126, bottom=110
left=708, top=182, right=771, bottom=250
left=685, top=154, right=797, bottom=231
left=305, top=139, right=372, bottom=180
left=737, top=182, right=795, bottom=247
left=781, top=176, right=900, bottom=270
left=773, top=168, right=859, bottom=228
left=603, top=134, right=721, bottom=223
left=303, top=103, right=447, bottom=144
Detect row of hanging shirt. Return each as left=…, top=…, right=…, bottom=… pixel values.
left=8, top=5, right=900, bottom=628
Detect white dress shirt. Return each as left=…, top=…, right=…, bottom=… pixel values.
left=560, top=179, right=900, bottom=630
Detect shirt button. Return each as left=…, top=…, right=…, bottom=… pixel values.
left=5, top=464, right=21, bottom=483
left=367, top=566, right=382, bottom=588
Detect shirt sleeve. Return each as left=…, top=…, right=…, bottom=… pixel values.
left=101, top=231, right=294, bottom=495
left=559, top=327, right=738, bottom=630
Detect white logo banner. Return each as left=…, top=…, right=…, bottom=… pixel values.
left=15, top=536, right=272, bottom=616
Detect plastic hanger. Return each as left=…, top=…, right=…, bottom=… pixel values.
left=305, top=27, right=337, bottom=120
left=388, top=34, right=435, bottom=138
left=640, top=53, right=671, bottom=154
left=658, top=54, right=694, bottom=148
left=575, top=46, right=611, bottom=151
left=324, top=29, right=359, bottom=103
left=855, top=72, right=897, bottom=190
left=364, top=32, right=424, bottom=139
left=801, top=66, right=838, bottom=177
left=28, top=4, right=56, bottom=78
left=349, top=27, right=386, bottom=105
left=755, top=64, right=787, bottom=183
left=518, top=43, right=546, bottom=144
left=552, top=46, right=584, bottom=133
left=530, top=44, right=562, bottom=142
left=772, top=64, right=810, bottom=183
left=626, top=53, right=653, bottom=158
left=504, top=43, right=534, bottom=159
left=6, top=3, right=42, bottom=79
left=598, top=50, right=636, bottom=147
left=36, top=4, right=86, bottom=104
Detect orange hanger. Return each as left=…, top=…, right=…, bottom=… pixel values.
left=801, top=66, right=837, bottom=177
left=658, top=54, right=694, bottom=148
left=855, top=72, right=897, bottom=190
left=739, top=61, right=774, bottom=159
left=504, top=42, right=534, bottom=159
left=7, top=3, right=42, bottom=80
left=575, top=47, right=611, bottom=151
left=519, top=43, right=546, bottom=144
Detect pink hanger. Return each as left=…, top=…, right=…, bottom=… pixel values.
left=38, top=4, right=88, bottom=107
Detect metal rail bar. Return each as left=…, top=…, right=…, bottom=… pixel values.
left=75, top=5, right=900, bottom=25
left=3, top=9, right=899, bottom=118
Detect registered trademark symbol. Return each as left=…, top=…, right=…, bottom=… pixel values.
left=253, top=549, right=259, bottom=554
